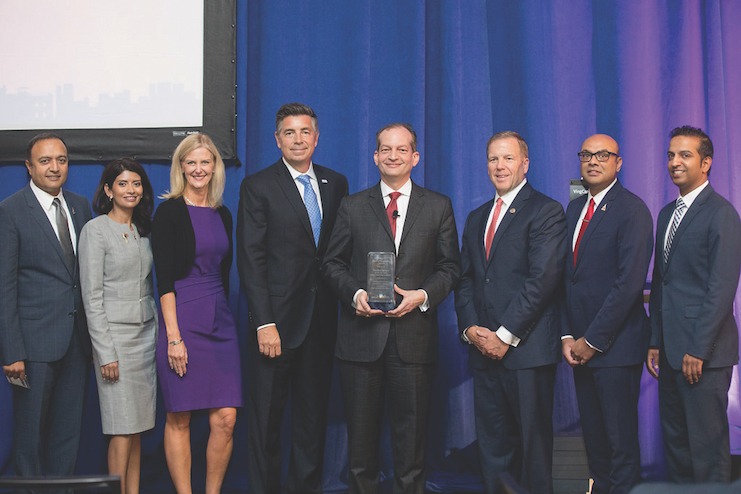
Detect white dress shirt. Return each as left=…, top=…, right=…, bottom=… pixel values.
left=29, top=180, right=78, bottom=253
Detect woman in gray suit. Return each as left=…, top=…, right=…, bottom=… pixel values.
left=79, top=158, right=157, bottom=494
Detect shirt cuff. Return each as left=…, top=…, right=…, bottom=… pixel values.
left=584, top=338, right=602, bottom=353
left=496, top=326, right=521, bottom=347
left=561, top=335, right=574, bottom=341
left=352, top=289, right=365, bottom=309
left=419, top=289, right=430, bottom=312
left=257, top=323, right=275, bottom=332
left=461, top=326, right=472, bottom=344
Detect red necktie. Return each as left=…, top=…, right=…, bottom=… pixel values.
left=386, top=192, right=402, bottom=239
left=573, top=198, right=595, bottom=264
left=485, top=198, right=504, bottom=260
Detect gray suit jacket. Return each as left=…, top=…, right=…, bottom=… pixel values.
left=79, top=215, right=156, bottom=366
left=649, top=184, right=741, bottom=370
left=322, top=181, right=460, bottom=364
left=0, top=184, right=92, bottom=364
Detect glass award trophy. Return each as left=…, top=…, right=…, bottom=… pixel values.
left=367, top=251, right=396, bottom=311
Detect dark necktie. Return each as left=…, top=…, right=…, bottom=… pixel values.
left=485, top=198, right=504, bottom=260
left=573, top=198, right=595, bottom=264
left=386, top=192, right=402, bottom=239
left=297, top=175, right=322, bottom=246
left=52, top=197, right=76, bottom=271
left=664, top=197, right=687, bottom=264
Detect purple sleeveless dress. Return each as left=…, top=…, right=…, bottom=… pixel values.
left=156, top=206, right=243, bottom=412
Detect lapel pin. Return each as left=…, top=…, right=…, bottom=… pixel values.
left=122, top=233, right=129, bottom=242
left=509, top=208, right=516, bottom=214
left=71, top=207, right=76, bottom=215
left=321, top=178, right=328, bottom=184
left=601, top=204, right=607, bottom=212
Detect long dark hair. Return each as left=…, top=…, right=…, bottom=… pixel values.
left=93, top=158, right=154, bottom=236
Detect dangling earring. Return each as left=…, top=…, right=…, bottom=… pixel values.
left=108, top=195, right=113, bottom=201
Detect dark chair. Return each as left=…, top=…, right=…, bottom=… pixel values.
left=0, top=475, right=121, bottom=493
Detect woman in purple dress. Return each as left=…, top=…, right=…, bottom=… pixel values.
left=152, top=133, right=242, bottom=494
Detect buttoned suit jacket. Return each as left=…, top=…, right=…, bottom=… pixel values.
left=649, top=184, right=741, bottom=370
left=237, top=160, right=348, bottom=349
left=456, top=182, right=566, bottom=370
left=562, top=181, right=653, bottom=367
left=322, top=181, right=460, bottom=364
left=79, top=215, right=157, bottom=366
left=0, top=184, right=92, bottom=366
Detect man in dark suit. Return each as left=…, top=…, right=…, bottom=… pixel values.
left=322, top=123, right=460, bottom=493
left=455, top=131, right=566, bottom=494
left=647, top=125, right=741, bottom=483
left=561, top=134, right=653, bottom=494
left=0, top=133, right=92, bottom=477
left=237, top=103, right=348, bottom=494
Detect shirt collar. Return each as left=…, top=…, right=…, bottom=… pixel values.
left=678, top=180, right=709, bottom=209
left=496, top=178, right=528, bottom=206
left=29, top=179, right=64, bottom=211
left=283, top=158, right=317, bottom=182
left=380, top=179, right=412, bottom=198
left=588, top=178, right=617, bottom=207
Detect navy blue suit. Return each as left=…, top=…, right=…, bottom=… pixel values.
left=455, top=182, right=566, bottom=494
left=238, top=161, right=348, bottom=494
left=562, top=181, right=653, bottom=494
left=0, top=185, right=91, bottom=477
left=649, top=184, right=741, bottom=482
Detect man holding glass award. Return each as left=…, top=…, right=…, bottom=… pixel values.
left=323, top=123, right=460, bottom=494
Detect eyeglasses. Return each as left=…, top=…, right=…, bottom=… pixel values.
left=578, top=150, right=620, bottom=162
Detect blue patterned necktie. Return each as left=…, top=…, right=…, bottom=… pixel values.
left=663, top=197, right=687, bottom=264
left=297, top=174, right=322, bottom=246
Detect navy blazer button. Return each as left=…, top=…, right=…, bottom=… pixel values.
left=485, top=278, right=490, bottom=283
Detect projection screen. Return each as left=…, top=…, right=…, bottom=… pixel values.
left=0, top=0, right=237, bottom=164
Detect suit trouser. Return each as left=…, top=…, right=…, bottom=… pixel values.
left=658, top=352, right=732, bottom=483
left=573, top=364, right=642, bottom=494
left=246, top=318, right=334, bottom=494
left=339, top=325, right=434, bottom=494
left=12, top=327, right=88, bottom=477
left=472, top=363, right=556, bottom=494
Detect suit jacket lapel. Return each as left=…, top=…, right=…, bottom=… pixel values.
left=273, top=162, right=316, bottom=246
left=665, top=185, right=713, bottom=267
left=368, top=184, right=395, bottom=243
left=314, top=165, right=333, bottom=247
left=476, top=199, right=494, bottom=268
left=656, top=204, right=672, bottom=276
left=486, top=183, right=532, bottom=269
left=23, top=186, right=72, bottom=276
left=399, top=183, right=424, bottom=248
left=573, top=182, right=622, bottom=271
left=566, top=194, right=587, bottom=271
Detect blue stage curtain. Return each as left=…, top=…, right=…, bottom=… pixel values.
left=1, top=1, right=740, bottom=491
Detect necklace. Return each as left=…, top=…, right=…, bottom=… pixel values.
left=184, top=195, right=198, bottom=206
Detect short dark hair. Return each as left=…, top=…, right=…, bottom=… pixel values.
left=26, top=132, right=67, bottom=162
left=486, top=131, right=529, bottom=159
left=670, top=125, right=714, bottom=160
left=375, top=123, right=417, bottom=153
left=93, top=158, right=154, bottom=236
left=275, top=102, right=318, bottom=132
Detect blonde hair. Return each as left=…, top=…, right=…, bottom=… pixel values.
left=161, top=133, right=226, bottom=207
